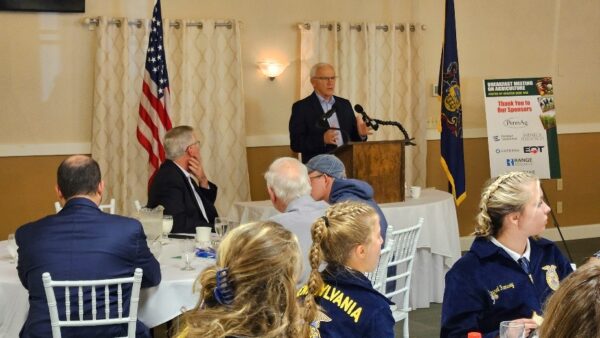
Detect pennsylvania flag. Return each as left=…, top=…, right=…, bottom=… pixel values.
left=438, top=0, right=466, bottom=205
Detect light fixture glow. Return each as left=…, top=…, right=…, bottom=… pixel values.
left=257, top=61, right=286, bottom=81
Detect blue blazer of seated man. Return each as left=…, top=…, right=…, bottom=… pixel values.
left=16, top=155, right=161, bottom=338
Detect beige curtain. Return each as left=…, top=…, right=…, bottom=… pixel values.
left=91, top=17, right=249, bottom=217
left=299, top=22, right=426, bottom=187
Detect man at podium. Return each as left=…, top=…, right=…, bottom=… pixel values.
left=289, top=63, right=369, bottom=163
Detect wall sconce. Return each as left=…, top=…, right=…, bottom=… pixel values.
left=257, top=61, right=286, bottom=81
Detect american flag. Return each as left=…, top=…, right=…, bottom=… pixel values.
left=137, top=0, right=172, bottom=186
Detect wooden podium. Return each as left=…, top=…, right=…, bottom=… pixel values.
left=333, top=140, right=405, bottom=203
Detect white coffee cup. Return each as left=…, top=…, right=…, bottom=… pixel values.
left=410, top=186, right=422, bottom=199
left=195, top=226, right=211, bottom=244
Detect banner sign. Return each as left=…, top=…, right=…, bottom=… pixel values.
left=483, top=77, right=561, bottom=178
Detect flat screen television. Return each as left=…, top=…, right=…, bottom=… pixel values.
left=0, top=0, right=85, bottom=13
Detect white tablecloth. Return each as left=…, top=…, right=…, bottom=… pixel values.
left=0, top=239, right=213, bottom=337
left=228, top=188, right=461, bottom=309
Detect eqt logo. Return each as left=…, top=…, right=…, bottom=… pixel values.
left=524, top=146, right=544, bottom=154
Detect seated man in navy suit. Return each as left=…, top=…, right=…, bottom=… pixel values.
left=147, top=125, right=219, bottom=233
left=16, top=155, right=161, bottom=338
left=289, top=62, right=370, bottom=163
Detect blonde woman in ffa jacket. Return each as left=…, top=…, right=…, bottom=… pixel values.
left=441, top=171, right=573, bottom=338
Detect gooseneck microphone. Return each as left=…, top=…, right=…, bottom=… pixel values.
left=354, top=104, right=379, bottom=130
left=353, top=103, right=416, bottom=146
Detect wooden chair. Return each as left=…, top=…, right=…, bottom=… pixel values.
left=42, top=268, right=143, bottom=338
left=384, top=218, right=423, bottom=338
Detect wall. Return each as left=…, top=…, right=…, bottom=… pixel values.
left=1, top=0, right=600, bottom=239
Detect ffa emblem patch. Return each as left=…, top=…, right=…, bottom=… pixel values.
left=489, top=291, right=499, bottom=305
left=542, top=265, right=559, bottom=291
left=309, top=310, right=332, bottom=338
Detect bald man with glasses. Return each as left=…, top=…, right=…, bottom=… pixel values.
left=147, top=125, right=219, bottom=234
left=289, top=62, right=369, bottom=163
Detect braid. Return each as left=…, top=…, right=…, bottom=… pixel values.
left=325, top=201, right=365, bottom=219
left=474, top=171, right=536, bottom=237
left=301, top=200, right=377, bottom=336
left=302, top=218, right=327, bottom=335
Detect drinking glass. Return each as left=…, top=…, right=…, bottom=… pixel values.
left=161, top=215, right=173, bottom=244
left=7, top=234, right=18, bottom=264
left=499, top=321, right=525, bottom=338
left=180, top=239, right=196, bottom=271
left=149, top=240, right=162, bottom=261
left=214, top=217, right=229, bottom=239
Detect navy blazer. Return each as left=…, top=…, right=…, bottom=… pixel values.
left=147, top=159, right=218, bottom=233
left=290, top=91, right=364, bottom=163
left=16, top=198, right=161, bottom=338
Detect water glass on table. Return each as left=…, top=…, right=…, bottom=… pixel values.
left=7, top=233, right=18, bottom=264
left=149, top=240, right=162, bottom=262
left=180, top=239, right=196, bottom=271
left=214, top=217, right=229, bottom=239
left=499, top=321, right=525, bottom=338
left=161, top=215, right=173, bottom=244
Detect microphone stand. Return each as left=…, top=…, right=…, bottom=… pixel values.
left=368, top=118, right=416, bottom=146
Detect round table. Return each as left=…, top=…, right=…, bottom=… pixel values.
left=0, top=239, right=214, bottom=336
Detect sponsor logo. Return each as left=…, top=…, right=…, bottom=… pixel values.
left=506, top=158, right=533, bottom=166
left=521, top=132, right=544, bottom=141
left=492, top=134, right=518, bottom=142
left=524, top=146, right=544, bottom=154
left=503, top=118, right=528, bottom=128
left=495, top=148, right=520, bottom=154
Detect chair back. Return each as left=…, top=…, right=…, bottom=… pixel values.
left=99, top=198, right=117, bottom=214
left=54, top=198, right=116, bottom=214
left=382, top=224, right=394, bottom=248
left=367, top=240, right=394, bottom=294
left=42, top=268, right=143, bottom=338
left=385, top=218, right=423, bottom=300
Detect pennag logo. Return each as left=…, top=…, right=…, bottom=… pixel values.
left=503, top=118, right=528, bottom=128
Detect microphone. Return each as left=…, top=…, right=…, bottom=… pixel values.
left=316, top=106, right=337, bottom=128
left=354, top=104, right=379, bottom=130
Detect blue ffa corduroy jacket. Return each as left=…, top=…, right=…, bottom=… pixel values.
left=297, top=264, right=394, bottom=338
left=440, top=236, right=573, bottom=338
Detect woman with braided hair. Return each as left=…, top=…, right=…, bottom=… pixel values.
left=177, top=221, right=305, bottom=338
left=441, top=171, right=573, bottom=338
left=298, top=200, right=394, bottom=338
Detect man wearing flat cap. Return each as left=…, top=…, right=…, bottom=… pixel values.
left=306, top=154, right=388, bottom=240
